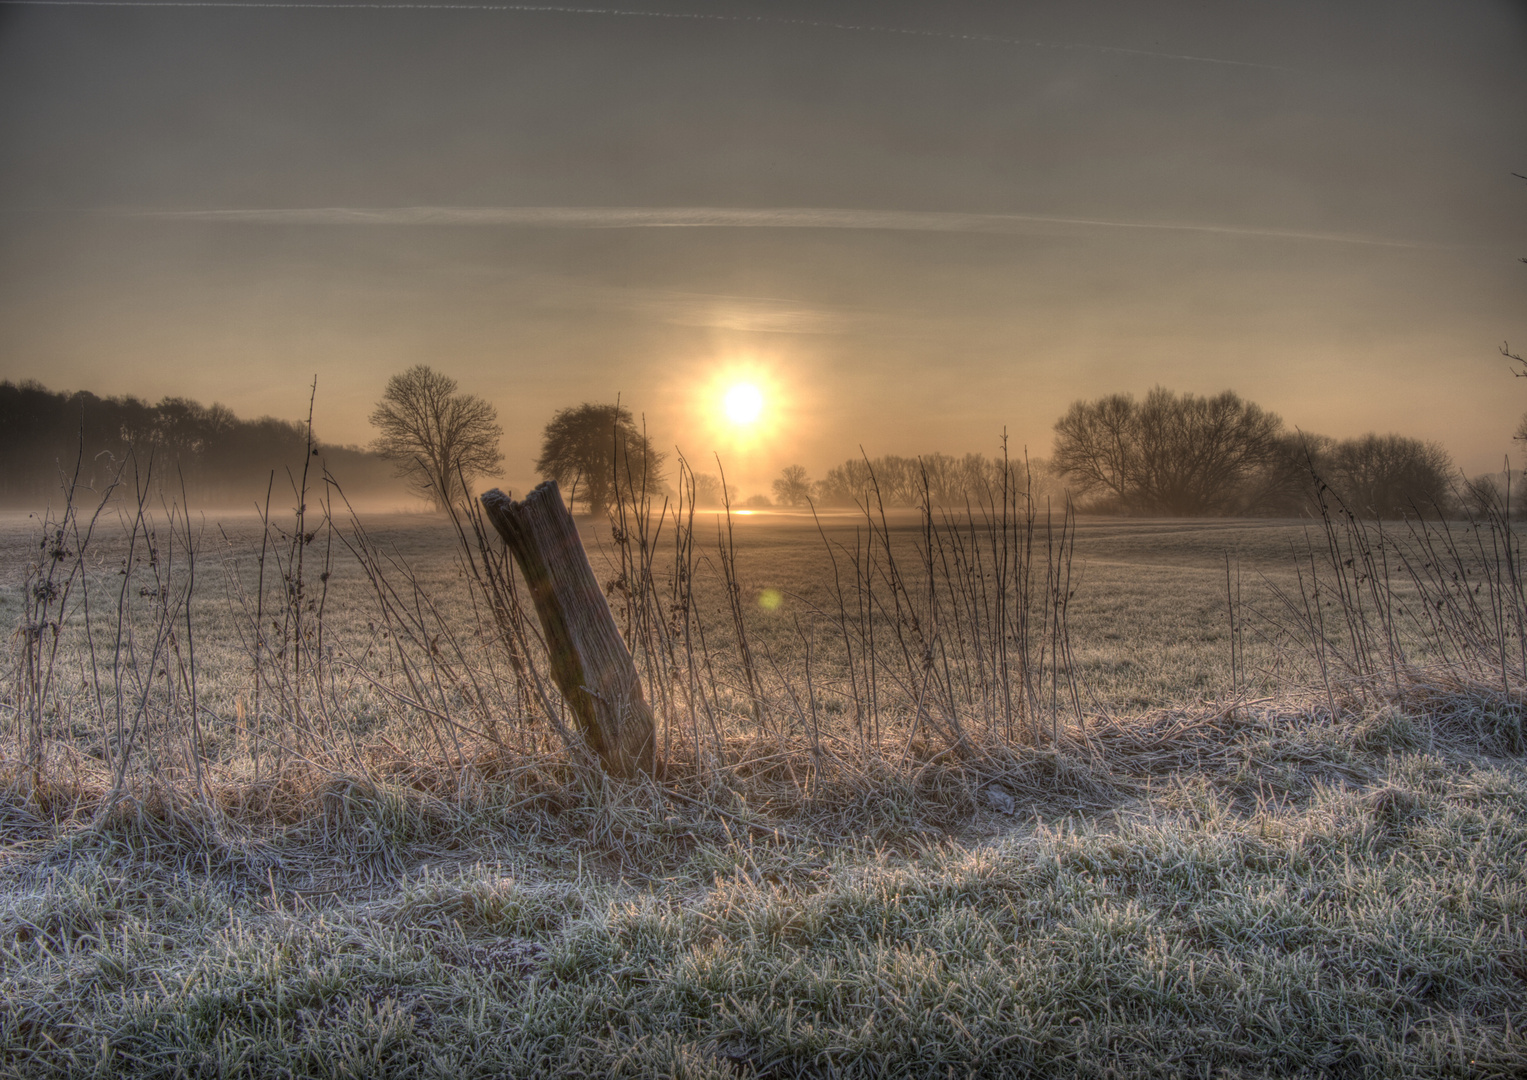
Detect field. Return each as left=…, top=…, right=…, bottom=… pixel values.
left=1, top=489, right=1525, bottom=1078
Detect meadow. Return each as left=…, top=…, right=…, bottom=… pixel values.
left=0, top=479, right=1524, bottom=1078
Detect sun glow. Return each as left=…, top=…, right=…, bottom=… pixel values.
left=722, top=382, right=765, bottom=427
left=679, top=358, right=796, bottom=464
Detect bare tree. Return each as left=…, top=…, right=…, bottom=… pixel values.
left=918, top=452, right=1005, bottom=506
left=689, top=472, right=735, bottom=508
left=811, top=451, right=1037, bottom=508
left=1324, top=433, right=1453, bottom=519
left=815, top=458, right=876, bottom=507
left=1504, top=172, right=1526, bottom=375
left=814, top=455, right=922, bottom=507
left=370, top=365, right=504, bottom=510
left=1463, top=472, right=1510, bottom=518
left=1050, top=393, right=1139, bottom=508
left=1053, top=388, right=1283, bottom=515
left=1237, top=431, right=1334, bottom=516
left=535, top=402, right=665, bottom=517
left=771, top=464, right=813, bottom=507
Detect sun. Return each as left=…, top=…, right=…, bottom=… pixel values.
left=722, top=382, right=765, bottom=427
left=685, top=359, right=791, bottom=456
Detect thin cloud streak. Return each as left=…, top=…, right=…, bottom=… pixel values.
left=576, top=284, right=855, bottom=335
left=118, top=205, right=1446, bottom=250
left=0, top=1, right=1302, bottom=72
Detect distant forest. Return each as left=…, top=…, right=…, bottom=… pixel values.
left=0, top=381, right=406, bottom=509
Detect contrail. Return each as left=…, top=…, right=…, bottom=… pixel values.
left=117, top=205, right=1439, bottom=250
left=0, top=1, right=1302, bottom=73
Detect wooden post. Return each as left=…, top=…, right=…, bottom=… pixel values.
left=480, top=481, right=655, bottom=777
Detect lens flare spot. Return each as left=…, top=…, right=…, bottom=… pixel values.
left=757, top=588, right=782, bottom=611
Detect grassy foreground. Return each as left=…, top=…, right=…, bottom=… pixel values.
left=5, top=474, right=1527, bottom=1076
left=3, top=696, right=1524, bottom=1079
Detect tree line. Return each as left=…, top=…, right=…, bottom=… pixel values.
left=763, top=389, right=1472, bottom=519
left=515, top=386, right=1475, bottom=519
left=788, top=453, right=1064, bottom=510
left=1049, top=388, right=1472, bottom=518
left=6, top=371, right=1482, bottom=521
left=1049, top=388, right=1463, bottom=518
left=0, top=380, right=402, bottom=508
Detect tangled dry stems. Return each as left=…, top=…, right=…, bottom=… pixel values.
left=3, top=661, right=1517, bottom=880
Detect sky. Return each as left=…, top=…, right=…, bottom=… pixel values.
left=0, top=0, right=1524, bottom=497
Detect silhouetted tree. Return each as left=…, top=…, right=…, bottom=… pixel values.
left=1323, top=434, right=1453, bottom=519
left=535, top=403, right=664, bottom=516
left=814, top=459, right=876, bottom=507
left=1233, top=431, right=1334, bottom=517
left=814, top=456, right=922, bottom=507
left=771, top=465, right=812, bottom=507
left=1463, top=472, right=1511, bottom=518
left=915, top=452, right=989, bottom=506
left=689, top=472, right=735, bottom=508
left=370, top=365, right=504, bottom=510
left=1503, top=172, right=1526, bottom=376
left=1052, top=388, right=1284, bottom=515
left=810, top=452, right=1057, bottom=509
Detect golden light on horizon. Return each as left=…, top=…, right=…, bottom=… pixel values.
left=722, top=381, right=765, bottom=427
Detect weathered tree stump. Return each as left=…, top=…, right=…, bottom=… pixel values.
left=480, top=481, right=655, bottom=777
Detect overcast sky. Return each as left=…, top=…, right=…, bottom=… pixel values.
left=1, top=0, right=1524, bottom=495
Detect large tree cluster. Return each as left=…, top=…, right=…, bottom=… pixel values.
left=1050, top=387, right=1455, bottom=518
left=1052, top=388, right=1285, bottom=515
